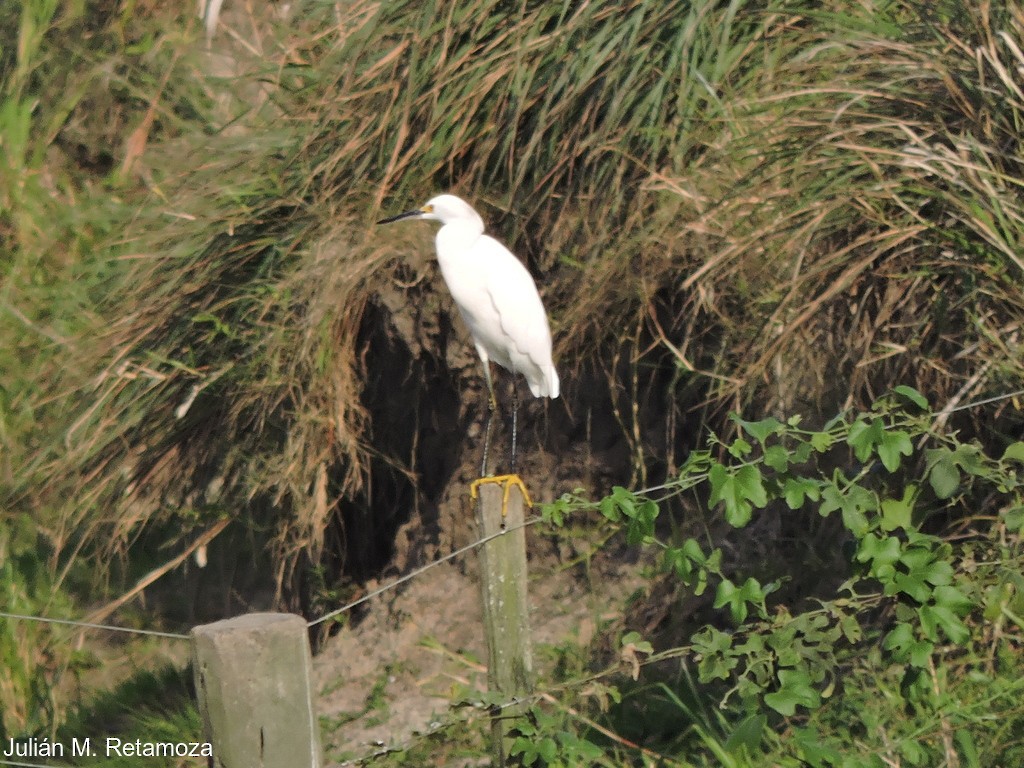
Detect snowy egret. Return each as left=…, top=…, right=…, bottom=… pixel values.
left=377, top=194, right=559, bottom=502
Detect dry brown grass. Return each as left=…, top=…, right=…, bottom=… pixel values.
left=7, top=0, right=1024, bottom=607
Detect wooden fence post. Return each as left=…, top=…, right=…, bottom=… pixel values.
left=476, top=481, right=534, bottom=765
left=191, top=612, right=322, bottom=768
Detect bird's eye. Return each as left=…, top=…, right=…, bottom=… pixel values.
left=423, top=204, right=434, bottom=213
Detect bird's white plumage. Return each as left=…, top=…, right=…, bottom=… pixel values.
left=381, top=194, right=559, bottom=399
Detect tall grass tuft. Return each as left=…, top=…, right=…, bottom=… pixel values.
left=10, top=0, right=1024, bottom=615
left=658, top=3, right=1024, bottom=424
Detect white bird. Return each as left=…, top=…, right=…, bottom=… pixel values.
left=378, top=193, right=559, bottom=485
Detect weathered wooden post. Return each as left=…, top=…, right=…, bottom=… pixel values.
left=475, top=481, right=534, bottom=765
left=191, top=613, right=322, bottom=768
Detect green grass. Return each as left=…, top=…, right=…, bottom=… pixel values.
left=57, top=666, right=201, bottom=768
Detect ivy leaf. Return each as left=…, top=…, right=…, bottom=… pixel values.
left=792, top=440, right=813, bottom=463
left=681, top=449, right=713, bottom=474
left=664, top=547, right=693, bottom=580
left=820, top=482, right=875, bottom=536
left=691, top=627, right=738, bottom=682
left=709, top=463, right=766, bottom=527
left=891, top=572, right=932, bottom=603
left=838, top=613, right=862, bottom=643
left=951, top=443, right=984, bottom=476
left=666, top=539, right=715, bottom=593
left=682, top=537, right=708, bottom=564
left=557, top=733, right=604, bottom=762
left=919, top=604, right=969, bottom=644
left=856, top=533, right=901, bottom=580
left=691, top=625, right=733, bottom=655
left=847, top=417, right=884, bottom=462
left=697, top=653, right=738, bottom=684
left=714, top=577, right=764, bottom=624
left=728, top=437, right=752, bottom=458
left=509, top=738, right=536, bottom=764
left=883, top=622, right=935, bottom=667
left=542, top=497, right=569, bottom=527
left=1005, top=507, right=1024, bottom=532
left=932, top=585, right=973, bottom=615
left=883, top=623, right=912, bottom=657
left=893, top=385, right=929, bottom=410
left=764, top=668, right=821, bottom=716
left=620, top=630, right=654, bottom=654
left=736, top=632, right=766, bottom=656
left=818, top=485, right=839, bottom=518
left=764, top=444, right=790, bottom=472
left=626, top=499, right=658, bottom=544
left=878, top=429, right=913, bottom=472
left=537, top=738, right=559, bottom=763
left=810, top=431, right=835, bottom=452
left=900, top=547, right=953, bottom=586
left=599, top=494, right=622, bottom=523
left=926, top=449, right=960, bottom=499
left=1002, top=442, right=1024, bottom=463
left=611, top=485, right=636, bottom=517
left=733, top=415, right=785, bottom=444
left=783, top=477, right=821, bottom=510
left=737, top=465, right=768, bottom=506
left=714, top=579, right=748, bottom=623
left=880, top=485, right=915, bottom=531
left=511, top=734, right=559, bottom=765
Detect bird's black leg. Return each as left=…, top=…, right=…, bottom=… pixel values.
left=481, top=362, right=497, bottom=477
left=469, top=364, right=533, bottom=516
left=510, top=380, right=520, bottom=474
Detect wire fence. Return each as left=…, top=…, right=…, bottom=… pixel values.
left=6, top=386, right=1019, bottom=642
left=3, top=386, right=1022, bottom=767
left=0, top=514, right=555, bottom=768
left=1, top=517, right=543, bottom=640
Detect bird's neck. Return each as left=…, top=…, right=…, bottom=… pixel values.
left=436, top=221, right=484, bottom=258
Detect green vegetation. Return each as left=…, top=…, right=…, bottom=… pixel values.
left=530, top=389, right=1024, bottom=766
left=2, top=0, right=1023, bottom=764
left=57, top=667, right=200, bottom=768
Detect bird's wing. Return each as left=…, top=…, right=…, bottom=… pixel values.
left=476, top=235, right=553, bottom=368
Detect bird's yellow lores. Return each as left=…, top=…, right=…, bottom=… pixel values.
left=377, top=194, right=559, bottom=508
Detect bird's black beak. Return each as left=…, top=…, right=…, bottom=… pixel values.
left=376, top=208, right=423, bottom=225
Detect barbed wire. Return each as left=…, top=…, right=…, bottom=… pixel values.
left=629, top=386, right=1024, bottom=499
left=0, top=516, right=544, bottom=641
left=4, top=385, right=1021, bottom=641
left=0, top=517, right=553, bottom=768
left=0, top=611, right=189, bottom=640
left=947, top=386, right=1024, bottom=412
left=0, top=760, right=63, bottom=768
left=4, top=385, right=1021, bottom=642
left=307, top=515, right=542, bottom=628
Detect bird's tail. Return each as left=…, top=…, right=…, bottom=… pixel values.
left=526, top=364, right=560, bottom=399
left=543, top=366, right=560, bottom=399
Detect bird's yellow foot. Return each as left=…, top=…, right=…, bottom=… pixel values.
left=469, top=474, right=534, bottom=516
